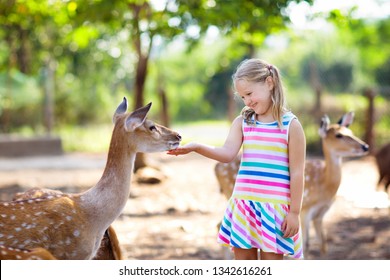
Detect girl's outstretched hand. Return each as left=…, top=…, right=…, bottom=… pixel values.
left=167, top=142, right=198, bottom=156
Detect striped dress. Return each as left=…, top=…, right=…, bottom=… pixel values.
left=217, top=112, right=304, bottom=259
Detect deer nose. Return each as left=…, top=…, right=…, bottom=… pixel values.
left=362, top=144, right=369, bottom=152
left=176, top=134, right=182, bottom=141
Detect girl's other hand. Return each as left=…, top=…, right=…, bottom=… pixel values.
left=281, top=212, right=300, bottom=238
left=167, top=142, right=198, bottom=156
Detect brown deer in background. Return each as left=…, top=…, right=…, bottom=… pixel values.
left=0, top=97, right=181, bottom=260
left=374, top=142, right=390, bottom=195
left=214, top=112, right=369, bottom=257
left=301, top=112, right=368, bottom=255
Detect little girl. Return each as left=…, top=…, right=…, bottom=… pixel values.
left=168, top=58, right=306, bottom=260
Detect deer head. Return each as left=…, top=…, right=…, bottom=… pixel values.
left=318, top=112, right=369, bottom=158
left=112, top=97, right=181, bottom=153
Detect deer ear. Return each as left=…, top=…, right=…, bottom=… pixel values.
left=338, top=111, right=354, bottom=127
left=125, top=102, right=152, bottom=132
left=318, top=115, right=330, bottom=138
left=113, top=97, right=128, bottom=123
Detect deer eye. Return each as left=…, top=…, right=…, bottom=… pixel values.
left=335, top=134, right=343, bottom=138
left=149, top=125, right=157, bottom=131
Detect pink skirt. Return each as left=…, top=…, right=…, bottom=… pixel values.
left=217, top=198, right=304, bottom=259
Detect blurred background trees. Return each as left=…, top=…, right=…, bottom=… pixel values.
left=0, top=0, right=389, bottom=154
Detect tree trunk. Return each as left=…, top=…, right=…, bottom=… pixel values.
left=133, top=55, right=149, bottom=172
left=130, top=2, right=153, bottom=172
left=134, top=55, right=148, bottom=110
left=42, top=57, right=55, bottom=136
left=16, top=27, right=31, bottom=74
left=157, top=70, right=170, bottom=127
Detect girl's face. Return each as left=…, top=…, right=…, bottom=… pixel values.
left=235, top=77, right=274, bottom=118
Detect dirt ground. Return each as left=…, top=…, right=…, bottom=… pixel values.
left=0, top=152, right=389, bottom=260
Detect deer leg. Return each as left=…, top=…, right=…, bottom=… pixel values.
left=377, top=173, right=384, bottom=185
left=384, top=178, right=390, bottom=193
left=301, top=211, right=312, bottom=256
left=313, top=215, right=327, bottom=255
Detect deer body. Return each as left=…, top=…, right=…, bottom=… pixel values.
left=0, top=245, right=57, bottom=260
left=375, top=142, right=390, bottom=194
left=214, top=112, right=368, bottom=257
left=0, top=98, right=181, bottom=260
left=8, top=188, right=122, bottom=260
left=301, top=112, right=368, bottom=255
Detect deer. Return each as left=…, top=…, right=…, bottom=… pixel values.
left=9, top=188, right=123, bottom=260
left=0, top=245, right=57, bottom=260
left=0, top=97, right=182, bottom=260
left=374, top=142, right=390, bottom=195
left=214, top=112, right=369, bottom=257
left=0, top=227, right=121, bottom=260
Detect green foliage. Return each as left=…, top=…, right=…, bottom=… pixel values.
left=146, top=35, right=242, bottom=121
left=203, top=68, right=234, bottom=118
left=329, top=11, right=390, bottom=89
left=0, top=0, right=314, bottom=129
left=300, top=57, right=354, bottom=93
left=0, top=70, right=42, bottom=131
left=56, top=124, right=112, bottom=153
left=322, top=62, right=353, bottom=92
left=56, top=91, right=390, bottom=154
left=0, top=0, right=389, bottom=156
left=375, top=58, right=390, bottom=90
left=177, top=0, right=313, bottom=44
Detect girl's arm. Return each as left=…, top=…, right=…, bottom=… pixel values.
left=282, top=118, right=306, bottom=238
left=167, top=116, right=244, bottom=163
left=288, top=119, right=306, bottom=214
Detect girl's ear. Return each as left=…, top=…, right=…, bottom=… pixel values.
left=265, top=76, right=274, bottom=91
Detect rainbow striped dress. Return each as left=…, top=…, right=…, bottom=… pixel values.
left=217, top=112, right=304, bottom=259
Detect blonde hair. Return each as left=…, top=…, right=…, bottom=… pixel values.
left=232, top=58, right=287, bottom=128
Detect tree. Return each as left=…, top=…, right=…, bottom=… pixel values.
left=72, top=0, right=185, bottom=170
left=0, top=0, right=72, bottom=132
left=70, top=0, right=313, bottom=169
left=177, top=0, right=314, bottom=118
left=328, top=10, right=390, bottom=90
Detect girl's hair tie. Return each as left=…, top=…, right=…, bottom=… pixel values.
left=267, top=64, right=273, bottom=76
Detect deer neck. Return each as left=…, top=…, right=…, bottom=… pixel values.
left=322, top=144, right=343, bottom=199
left=80, top=129, right=135, bottom=230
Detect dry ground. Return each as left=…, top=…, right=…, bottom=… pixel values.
left=0, top=152, right=389, bottom=260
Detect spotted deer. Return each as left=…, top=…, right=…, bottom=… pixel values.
left=0, top=97, right=181, bottom=260
left=214, top=112, right=369, bottom=257
left=0, top=225, right=121, bottom=260
left=0, top=245, right=56, bottom=260
left=10, top=188, right=123, bottom=260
